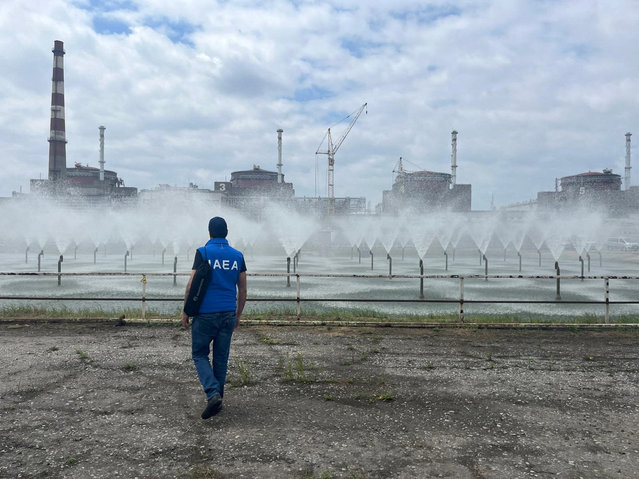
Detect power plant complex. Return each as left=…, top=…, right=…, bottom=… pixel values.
left=4, top=40, right=637, bottom=217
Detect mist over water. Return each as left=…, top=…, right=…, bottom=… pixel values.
left=1, top=196, right=638, bottom=262
left=2, top=196, right=639, bottom=319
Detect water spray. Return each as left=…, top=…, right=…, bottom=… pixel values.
left=38, top=250, right=44, bottom=272
left=130, top=246, right=134, bottom=261
left=25, top=247, right=29, bottom=264
left=554, top=261, right=561, bottom=300
left=57, top=255, right=63, bottom=286
left=387, top=253, right=392, bottom=278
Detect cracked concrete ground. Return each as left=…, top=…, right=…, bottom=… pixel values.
left=1, top=321, right=638, bottom=478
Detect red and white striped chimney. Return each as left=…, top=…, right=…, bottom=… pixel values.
left=48, top=40, right=67, bottom=182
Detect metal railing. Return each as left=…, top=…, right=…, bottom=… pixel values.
left=1, top=271, right=639, bottom=323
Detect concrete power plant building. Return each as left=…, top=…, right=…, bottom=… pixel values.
left=29, top=41, right=137, bottom=206
left=381, top=131, right=472, bottom=214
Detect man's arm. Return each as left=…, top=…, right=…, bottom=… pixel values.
left=181, top=269, right=197, bottom=329
left=235, top=271, right=247, bottom=330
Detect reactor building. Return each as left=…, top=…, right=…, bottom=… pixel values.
left=381, top=131, right=472, bottom=213
left=536, top=133, right=638, bottom=214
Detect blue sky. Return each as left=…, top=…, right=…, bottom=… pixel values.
left=1, top=0, right=638, bottom=209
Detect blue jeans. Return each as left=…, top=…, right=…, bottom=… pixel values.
left=191, top=311, right=236, bottom=400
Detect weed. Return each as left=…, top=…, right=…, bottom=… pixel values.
left=229, top=357, right=254, bottom=387
left=370, top=392, right=394, bottom=402
left=584, top=354, right=595, bottom=361
left=49, top=346, right=59, bottom=352
left=188, top=463, right=222, bottom=479
left=64, top=458, right=77, bottom=467
left=121, top=364, right=138, bottom=372
left=257, top=332, right=279, bottom=345
left=281, top=352, right=314, bottom=383
left=75, top=349, right=89, bottom=360
left=323, top=394, right=333, bottom=401
left=486, top=352, right=494, bottom=362
left=425, top=362, right=434, bottom=371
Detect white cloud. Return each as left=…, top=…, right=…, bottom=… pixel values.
left=0, top=0, right=638, bottom=209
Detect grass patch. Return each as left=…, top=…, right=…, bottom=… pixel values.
left=121, top=363, right=138, bottom=372
left=75, top=349, right=89, bottom=360
left=229, top=357, right=255, bottom=387
left=280, top=352, right=314, bottom=383
left=188, top=464, right=223, bottom=479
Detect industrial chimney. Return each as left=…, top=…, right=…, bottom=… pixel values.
left=99, top=126, right=106, bottom=182
left=48, top=40, right=67, bottom=183
left=450, top=130, right=458, bottom=187
left=625, top=132, right=632, bottom=191
left=277, top=129, right=283, bottom=183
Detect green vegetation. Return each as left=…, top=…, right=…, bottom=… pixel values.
left=121, top=363, right=138, bottom=372
left=49, top=346, right=59, bottom=352
left=64, top=458, right=77, bottom=467
left=1, top=304, right=639, bottom=326
left=188, top=464, right=223, bottom=479
left=229, top=357, right=255, bottom=387
left=75, top=349, right=89, bottom=360
left=280, top=352, right=314, bottom=383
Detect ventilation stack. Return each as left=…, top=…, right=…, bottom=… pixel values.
left=450, top=130, right=458, bottom=187
left=277, top=129, right=283, bottom=183
left=48, top=40, right=67, bottom=183
left=99, top=126, right=106, bottom=182
left=625, top=132, right=632, bottom=191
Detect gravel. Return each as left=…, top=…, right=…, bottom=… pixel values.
left=1, top=321, right=638, bottom=478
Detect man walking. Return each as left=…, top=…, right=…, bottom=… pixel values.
left=181, top=216, right=247, bottom=419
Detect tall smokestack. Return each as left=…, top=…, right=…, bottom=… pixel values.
left=277, top=128, right=283, bottom=183
left=99, top=126, right=106, bottom=182
left=450, top=130, right=458, bottom=187
left=625, top=132, right=632, bottom=191
left=48, top=40, right=67, bottom=183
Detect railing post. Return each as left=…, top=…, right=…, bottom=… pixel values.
left=587, top=252, right=591, bottom=272
left=162, top=248, right=166, bottom=265
left=38, top=250, right=44, bottom=272
left=459, top=276, right=464, bottom=322
left=141, top=274, right=147, bottom=320
left=25, top=246, right=29, bottom=264
left=57, top=255, right=63, bottom=286
left=419, top=259, right=424, bottom=299
left=538, top=249, right=542, bottom=267
left=370, top=250, right=374, bottom=270
left=604, top=277, right=610, bottom=324
left=173, top=256, right=178, bottom=286
left=479, top=249, right=482, bottom=265
left=358, top=247, right=361, bottom=264
left=124, top=250, right=130, bottom=273
left=286, top=257, right=291, bottom=287
left=296, top=274, right=301, bottom=319
left=554, top=261, right=561, bottom=300
left=483, top=254, right=488, bottom=281
left=444, top=251, right=448, bottom=271
left=387, top=253, right=392, bottom=278
left=579, top=256, right=584, bottom=281
left=518, top=251, right=522, bottom=272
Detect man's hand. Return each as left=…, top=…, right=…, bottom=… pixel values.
left=235, top=314, right=241, bottom=331
left=181, top=312, right=190, bottom=330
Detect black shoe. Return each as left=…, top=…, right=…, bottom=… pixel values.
left=201, top=393, right=222, bottom=419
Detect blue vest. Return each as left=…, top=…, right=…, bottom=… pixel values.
left=198, top=238, right=245, bottom=313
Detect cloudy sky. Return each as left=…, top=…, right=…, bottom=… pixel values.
left=1, top=0, right=637, bottom=210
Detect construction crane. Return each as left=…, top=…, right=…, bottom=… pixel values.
left=315, top=102, right=367, bottom=215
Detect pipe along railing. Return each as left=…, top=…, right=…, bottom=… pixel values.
left=1, top=271, right=638, bottom=324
